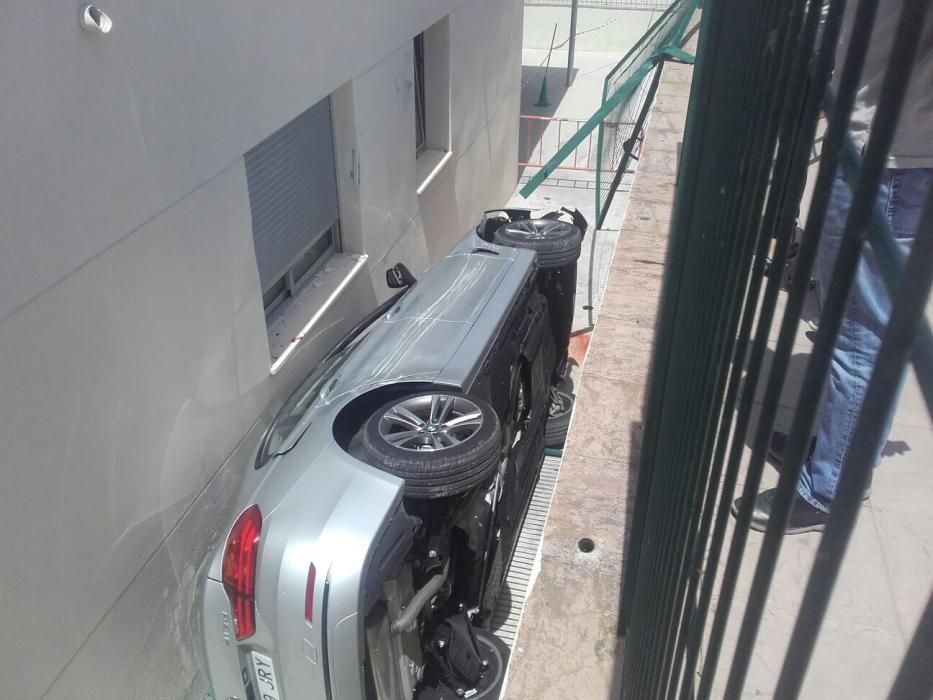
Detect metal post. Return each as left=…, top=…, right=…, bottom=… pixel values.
left=566, top=0, right=579, bottom=87
left=536, top=23, right=558, bottom=108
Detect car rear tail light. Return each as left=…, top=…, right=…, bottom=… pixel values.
left=222, top=505, right=262, bottom=640
left=305, top=562, right=316, bottom=624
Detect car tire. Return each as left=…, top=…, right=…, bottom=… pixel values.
left=362, top=390, right=502, bottom=498
left=544, top=389, right=574, bottom=449
left=492, top=219, right=583, bottom=269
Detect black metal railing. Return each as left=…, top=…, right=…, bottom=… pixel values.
left=617, top=0, right=933, bottom=697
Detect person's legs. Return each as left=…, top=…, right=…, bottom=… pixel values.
left=797, top=167, right=933, bottom=512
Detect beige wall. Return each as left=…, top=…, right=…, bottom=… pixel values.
left=0, top=0, right=522, bottom=696
left=334, top=0, right=525, bottom=292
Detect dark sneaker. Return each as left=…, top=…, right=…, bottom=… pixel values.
left=732, top=488, right=828, bottom=535
left=768, top=431, right=872, bottom=499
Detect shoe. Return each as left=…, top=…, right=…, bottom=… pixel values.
left=768, top=431, right=872, bottom=499
left=732, top=488, right=828, bottom=534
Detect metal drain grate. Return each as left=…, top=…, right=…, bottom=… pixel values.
left=491, top=455, right=562, bottom=647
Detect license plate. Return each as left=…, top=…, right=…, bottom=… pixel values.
left=250, top=651, right=281, bottom=700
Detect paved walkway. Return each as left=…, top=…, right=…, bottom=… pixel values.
left=702, top=296, right=933, bottom=698
left=502, top=25, right=933, bottom=700
left=502, top=53, right=693, bottom=699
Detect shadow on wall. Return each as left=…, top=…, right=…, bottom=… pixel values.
left=604, top=419, right=644, bottom=697
left=518, top=65, right=579, bottom=179
left=418, top=160, right=464, bottom=261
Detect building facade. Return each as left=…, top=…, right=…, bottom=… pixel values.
left=0, top=0, right=523, bottom=696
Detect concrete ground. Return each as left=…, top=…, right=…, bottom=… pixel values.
left=501, top=22, right=933, bottom=700
left=700, top=294, right=933, bottom=698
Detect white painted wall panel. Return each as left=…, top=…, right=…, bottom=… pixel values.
left=0, top=0, right=463, bottom=325
left=0, top=164, right=268, bottom=698
left=41, top=278, right=377, bottom=700
left=351, top=44, right=422, bottom=266
left=100, top=0, right=463, bottom=205
left=0, top=0, right=522, bottom=695
left=421, top=0, right=524, bottom=257
left=0, top=3, right=164, bottom=323
left=368, top=214, right=432, bottom=305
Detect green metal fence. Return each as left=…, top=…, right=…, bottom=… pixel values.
left=519, top=0, right=697, bottom=219
left=618, top=0, right=933, bottom=697
left=594, top=0, right=695, bottom=227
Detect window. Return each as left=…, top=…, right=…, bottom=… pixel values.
left=414, top=33, right=427, bottom=156
left=260, top=224, right=337, bottom=317
left=411, top=17, right=451, bottom=183
left=245, top=96, right=341, bottom=318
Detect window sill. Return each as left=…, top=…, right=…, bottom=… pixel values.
left=415, top=149, right=454, bottom=195
left=266, top=252, right=369, bottom=373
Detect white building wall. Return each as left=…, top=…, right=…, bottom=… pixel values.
left=0, top=0, right=522, bottom=696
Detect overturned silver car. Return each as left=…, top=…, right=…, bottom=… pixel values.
left=202, top=210, right=585, bottom=700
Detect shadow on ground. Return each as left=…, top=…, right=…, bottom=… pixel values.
left=605, top=337, right=911, bottom=696
left=518, top=65, right=579, bottom=179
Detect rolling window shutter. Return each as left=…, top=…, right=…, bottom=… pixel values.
left=245, top=96, right=339, bottom=292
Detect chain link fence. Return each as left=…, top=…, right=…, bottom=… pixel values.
left=594, top=0, right=694, bottom=226
left=525, top=0, right=670, bottom=9
left=518, top=0, right=696, bottom=208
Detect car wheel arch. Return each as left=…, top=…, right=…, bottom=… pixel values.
left=332, top=382, right=458, bottom=454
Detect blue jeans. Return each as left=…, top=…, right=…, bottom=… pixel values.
left=797, top=167, right=933, bottom=513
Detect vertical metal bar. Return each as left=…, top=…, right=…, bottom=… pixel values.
left=539, top=123, right=544, bottom=167
left=657, top=0, right=815, bottom=689
left=623, top=14, right=742, bottom=683
left=617, top=0, right=721, bottom=643
left=673, top=17, right=830, bottom=675
left=773, top=188, right=933, bottom=698
left=696, top=0, right=881, bottom=692
left=627, top=1, right=790, bottom=693
left=526, top=119, right=531, bottom=166
left=521, top=2, right=687, bottom=197
left=674, top=262, right=759, bottom=700
left=723, top=1, right=930, bottom=695
left=595, top=66, right=611, bottom=227
left=613, top=9, right=703, bottom=684
left=567, top=0, right=579, bottom=87
left=573, top=122, right=579, bottom=167
left=623, top=8, right=771, bottom=688
left=596, top=64, right=663, bottom=229
left=522, top=118, right=528, bottom=166
left=887, top=588, right=933, bottom=700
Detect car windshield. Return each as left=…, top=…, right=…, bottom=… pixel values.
left=255, top=322, right=375, bottom=467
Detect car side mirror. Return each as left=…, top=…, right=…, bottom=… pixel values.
left=386, top=263, right=417, bottom=289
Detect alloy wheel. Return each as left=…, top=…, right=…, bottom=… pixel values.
left=378, top=394, right=484, bottom=451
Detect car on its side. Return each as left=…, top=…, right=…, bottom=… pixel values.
left=202, top=211, right=584, bottom=700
